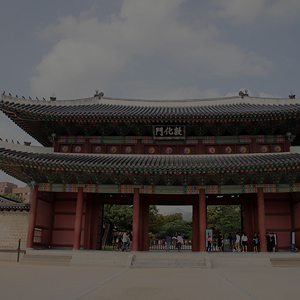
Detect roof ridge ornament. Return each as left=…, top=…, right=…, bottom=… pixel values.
left=50, top=92, right=56, bottom=101
left=289, top=92, right=295, bottom=99
left=238, top=90, right=249, bottom=99
left=94, top=90, right=104, bottom=99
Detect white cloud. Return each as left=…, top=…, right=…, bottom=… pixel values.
left=31, top=0, right=274, bottom=100
left=214, top=0, right=300, bottom=25
left=124, top=83, right=222, bottom=100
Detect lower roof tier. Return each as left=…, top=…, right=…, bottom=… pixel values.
left=1, top=143, right=300, bottom=186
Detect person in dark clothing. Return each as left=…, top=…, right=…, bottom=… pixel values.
left=270, top=233, right=276, bottom=252
left=227, top=233, right=233, bottom=251
left=253, top=232, right=259, bottom=252
left=166, top=235, right=172, bottom=251
left=266, top=232, right=271, bottom=252
left=217, top=233, right=223, bottom=251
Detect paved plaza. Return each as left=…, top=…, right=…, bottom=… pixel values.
left=1, top=251, right=300, bottom=300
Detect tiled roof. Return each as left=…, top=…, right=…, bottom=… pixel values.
left=1, top=143, right=300, bottom=185
left=1, top=94, right=300, bottom=147
left=1, top=94, right=300, bottom=119
left=0, top=195, right=30, bottom=211
left=1, top=146, right=300, bottom=172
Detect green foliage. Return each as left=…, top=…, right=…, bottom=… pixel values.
left=164, top=213, right=183, bottom=223
left=207, top=205, right=241, bottom=237
left=148, top=205, right=165, bottom=237
left=147, top=206, right=193, bottom=238
left=103, top=204, right=240, bottom=241
left=2, top=193, right=25, bottom=202
left=103, top=204, right=133, bottom=232
left=159, top=218, right=193, bottom=239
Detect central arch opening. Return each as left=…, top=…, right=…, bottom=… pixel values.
left=149, top=205, right=192, bottom=251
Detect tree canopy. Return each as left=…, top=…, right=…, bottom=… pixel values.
left=207, top=205, right=241, bottom=237
left=103, top=204, right=133, bottom=232
left=103, top=204, right=242, bottom=240
left=2, top=193, right=26, bottom=202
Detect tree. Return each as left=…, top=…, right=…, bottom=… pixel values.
left=159, top=218, right=193, bottom=238
left=207, top=205, right=241, bottom=237
left=164, top=212, right=183, bottom=223
left=2, top=193, right=25, bottom=202
left=103, top=204, right=133, bottom=232
left=149, top=205, right=165, bottom=237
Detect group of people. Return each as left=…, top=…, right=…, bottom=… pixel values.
left=115, top=231, right=132, bottom=252
left=234, top=232, right=249, bottom=252
left=213, top=232, right=249, bottom=252
left=114, top=230, right=277, bottom=252
left=207, top=232, right=277, bottom=252
left=165, top=234, right=183, bottom=251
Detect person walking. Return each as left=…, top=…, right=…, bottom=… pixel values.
left=234, top=232, right=240, bottom=252
left=206, top=232, right=212, bottom=252
left=166, top=234, right=172, bottom=251
left=177, top=234, right=183, bottom=252
left=121, top=232, right=128, bottom=252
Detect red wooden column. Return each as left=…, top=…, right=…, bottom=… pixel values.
left=192, top=198, right=199, bottom=251
left=26, top=185, right=39, bottom=248
left=142, top=198, right=149, bottom=251
left=257, top=187, right=267, bottom=252
left=132, top=188, right=141, bottom=251
left=73, top=187, right=84, bottom=250
left=199, top=188, right=207, bottom=252
left=91, top=200, right=100, bottom=250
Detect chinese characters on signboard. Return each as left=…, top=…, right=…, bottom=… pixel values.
left=153, top=125, right=185, bottom=140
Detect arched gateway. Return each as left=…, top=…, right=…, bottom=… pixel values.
left=1, top=93, right=300, bottom=252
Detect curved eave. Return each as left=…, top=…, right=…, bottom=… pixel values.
left=1, top=144, right=300, bottom=185
left=2, top=94, right=300, bottom=147
left=1, top=94, right=300, bottom=122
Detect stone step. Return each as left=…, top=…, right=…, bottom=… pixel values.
left=70, top=252, right=133, bottom=267
left=131, top=261, right=206, bottom=268
left=20, top=254, right=72, bottom=266
left=270, top=258, right=300, bottom=267
left=132, top=257, right=206, bottom=262
left=131, top=255, right=207, bottom=268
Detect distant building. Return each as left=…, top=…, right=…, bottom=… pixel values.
left=0, top=182, right=31, bottom=203
left=0, top=182, right=18, bottom=194
left=12, top=187, right=31, bottom=203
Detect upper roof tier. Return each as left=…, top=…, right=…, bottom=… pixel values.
left=1, top=93, right=300, bottom=146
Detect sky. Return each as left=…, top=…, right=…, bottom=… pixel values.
left=1, top=0, right=300, bottom=189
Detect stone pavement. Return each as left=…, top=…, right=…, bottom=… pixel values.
left=1, top=252, right=300, bottom=300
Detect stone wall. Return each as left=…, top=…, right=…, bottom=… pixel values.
left=0, top=210, right=29, bottom=250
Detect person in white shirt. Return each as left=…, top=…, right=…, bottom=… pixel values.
left=241, top=233, right=248, bottom=252
left=177, top=234, right=183, bottom=252
left=121, top=232, right=128, bottom=252
left=235, top=232, right=241, bottom=252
